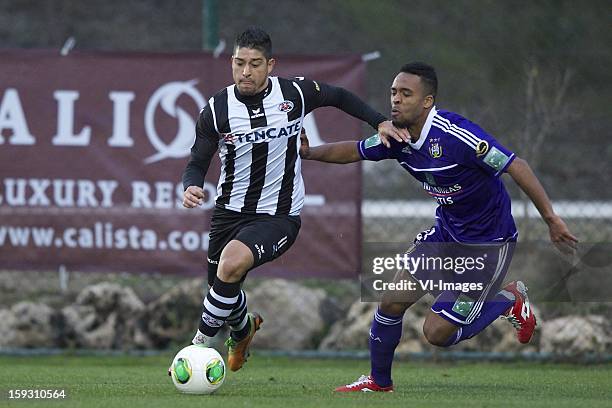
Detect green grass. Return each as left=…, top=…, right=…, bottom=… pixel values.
left=0, top=354, right=610, bottom=407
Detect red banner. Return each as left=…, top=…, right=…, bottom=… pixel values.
left=0, top=50, right=364, bottom=278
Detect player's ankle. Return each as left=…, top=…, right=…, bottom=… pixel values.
left=192, top=329, right=212, bottom=346
left=230, top=319, right=251, bottom=342
left=371, top=374, right=392, bottom=388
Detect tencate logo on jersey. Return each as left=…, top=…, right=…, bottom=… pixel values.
left=0, top=80, right=206, bottom=165
left=222, top=120, right=302, bottom=145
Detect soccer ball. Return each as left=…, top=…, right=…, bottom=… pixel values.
left=169, top=345, right=226, bottom=394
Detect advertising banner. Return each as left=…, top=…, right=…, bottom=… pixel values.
left=0, top=50, right=365, bottom=277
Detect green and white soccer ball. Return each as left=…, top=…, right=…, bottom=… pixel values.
left=170, top=345, right=226, bottom=394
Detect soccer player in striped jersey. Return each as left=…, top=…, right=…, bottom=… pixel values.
left=300, top=62, right=578, bottom=392
left=180, top=27, right=407, bottom=372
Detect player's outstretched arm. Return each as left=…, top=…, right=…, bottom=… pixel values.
left=507, top=157, right=578, bottom=253
left=298, top=79, right=409, bottom=146
left=299, top=130, right=361, bottom=164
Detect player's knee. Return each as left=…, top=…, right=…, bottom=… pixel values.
left=217, top=240, right=253, bottom=282
left=422, top=326, right=449, bottom=347
left=422, top=322, right=454, bottom=347
left=379, top=300, right=410, bottom=316
left=217, top=256, right=249, bottom=282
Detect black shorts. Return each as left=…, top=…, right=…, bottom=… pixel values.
left=206, top=206, right=301, bottom=286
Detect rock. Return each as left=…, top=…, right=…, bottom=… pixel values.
left=0, top=308, right=17, bottom=347
left=247, top=279, right=330, bottom=350
left=319, top=301, right=377, bottom=350
left=76, top=282, right=144, bottom=314
left=62, top=282, right=146, bottom=349
left=319, top=299, right=430, bottom=351
left=540, top=315, right=611, bottom=354
left=0, top=302, right=57, bottom=348
left=80, top=312, right=118, bottom=349
left=145, top=278, right=206, bottom=348
left=63, top=304, right=95, bottom=326
left=61, top=304, right=97, bottom=347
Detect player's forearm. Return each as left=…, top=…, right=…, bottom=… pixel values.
left=508, top=158, right=557, bottom=224
left=304, top=142, right=361, bottom=164
left=182, top=156, right=211, bottom=190
left=182, top=133, right=217, bottom=190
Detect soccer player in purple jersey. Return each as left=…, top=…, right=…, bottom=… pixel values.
left=300, top=62, right=578, bottom=392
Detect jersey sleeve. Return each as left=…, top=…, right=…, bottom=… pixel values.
left=181, top=105, right=219, bottom=190
left=357, top=134, right=399, bottom=161
left=454, top=121, right=515, bottom=177
left=294, top=78, right=386, bottom=130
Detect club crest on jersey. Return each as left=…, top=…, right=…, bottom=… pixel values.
left=278, top=100, right=294, bottom=113
left=476, top=140, right=489, bottom=157
left=429, top=142, right=443, bottom=158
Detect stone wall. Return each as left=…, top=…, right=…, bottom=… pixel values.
left=1, top=279, right=610, bottom=356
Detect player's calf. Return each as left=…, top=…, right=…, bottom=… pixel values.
left=379, top=300, right=413, bottom=316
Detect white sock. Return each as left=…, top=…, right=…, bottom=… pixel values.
left=192, top=329, right=212, bottom=346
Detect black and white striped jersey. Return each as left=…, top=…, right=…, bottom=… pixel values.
left=182, top=76, right=385, bottom=216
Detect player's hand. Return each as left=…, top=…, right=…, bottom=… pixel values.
left=377, top=120, right=410, bottom=148
left=548, top=215, right=578, bottom=254
left=299, top=128, right=310, bottom=159
left=183, top=185, right=205, bottom=208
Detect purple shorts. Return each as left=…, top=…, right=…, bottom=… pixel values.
left=405, top=225, right=515, bottom=325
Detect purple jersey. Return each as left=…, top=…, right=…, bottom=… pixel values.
left=358, top=107, right=518, bottom=243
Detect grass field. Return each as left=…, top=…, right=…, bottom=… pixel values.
left=1, top=353, right=610, bottom=407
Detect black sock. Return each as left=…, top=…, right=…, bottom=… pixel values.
left=199, top=276, right=241, bottom=337
left=227, top=290, right=251, bottom=341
